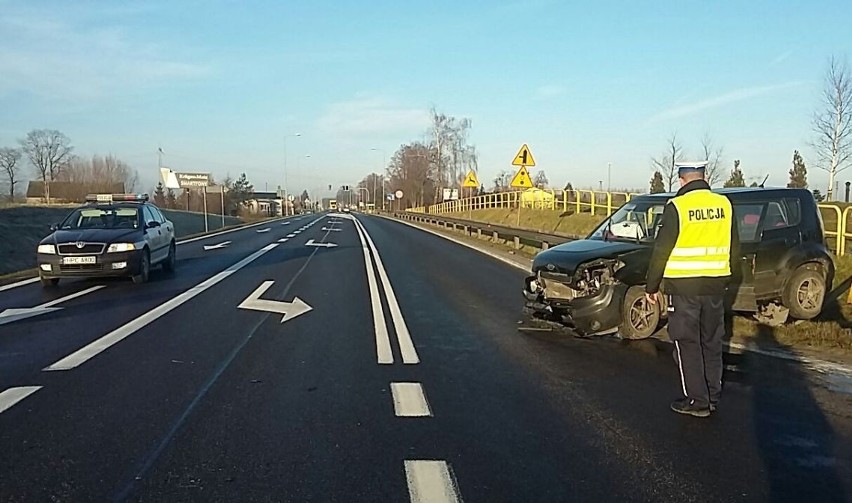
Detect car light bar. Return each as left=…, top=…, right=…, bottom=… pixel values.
left=85, top=193, right=150, bottom=203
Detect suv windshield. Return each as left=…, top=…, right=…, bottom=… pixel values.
left=60, top=207, right=140, bottom=230
left=588, top=200, right=667, bottom=242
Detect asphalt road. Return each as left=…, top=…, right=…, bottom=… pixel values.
left=2, top=212, right=852, bottom=502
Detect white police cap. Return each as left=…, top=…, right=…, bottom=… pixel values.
left=676, top=161, right=708, bottom=174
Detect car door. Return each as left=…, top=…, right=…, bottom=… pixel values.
left=753, top=200, right=801, bottom=298
left=153, top=207, right=174, bottom=245
left=729, top=203, right=764, bottom=311
left=142, top=206, right=164, bottom=262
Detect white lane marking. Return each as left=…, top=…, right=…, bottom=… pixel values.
left=0, top=386, right=42, bottom=414
left=353, top=216, right=393, bottom=364
left=281, top=222, right=291, bottom=225
left=305, top=239, right=337, bottom=248
left=203, top=241, right=231, bottom=251
left=43, top=244, right=279, bottom=371
left=278, top=238, right=289, bottom=243
left=287, top=234, right=296, bottom=238
left=177, top=217, right=287, bottom=244
left=238, top=281, right=313, bottom=323
left=322, top=227, right=342, bottom=232
left=0, top=277, right=39, bottom=292
left=391, top=382, right=432, bottom=417
left=256, top=228, right=271, bottom=233
left=404, top=460, right=461, bottom=503
left=0, top=285, right=106, bottom=326
left=39, top=285, right=106, bottom=308
left=354, top=217, right=419, bottom=364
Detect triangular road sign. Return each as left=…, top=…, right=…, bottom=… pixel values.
left=462, top=170, right=480, bottom=188
left=510, top=166, right=533, bottom=188
left=511, top=144, right=536, bottom=167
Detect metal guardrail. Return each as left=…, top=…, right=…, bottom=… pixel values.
left=413, top=189, right=642, bottom=217
left=393, top=211, right=575, bottom=251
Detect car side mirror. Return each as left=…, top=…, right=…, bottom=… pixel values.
left=146, top=221, right=161, bottom=229
left=49, top=223, right=59, bottom=231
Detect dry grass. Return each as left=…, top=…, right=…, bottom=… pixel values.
left=451, top=208, right=605, bottom=238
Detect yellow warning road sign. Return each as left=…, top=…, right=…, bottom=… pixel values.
left=510, top=166, right=533, bottom=188
left=462, top=170, right=480, bottom=188
left=512, top=144, right=536, bottom=167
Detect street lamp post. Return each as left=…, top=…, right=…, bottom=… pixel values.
left=371, top=147, right=386, bottom=211
left=283, top=132, right=302, bottom=216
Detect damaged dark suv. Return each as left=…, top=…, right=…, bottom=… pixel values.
left=523, top=187, right=834, bottom=338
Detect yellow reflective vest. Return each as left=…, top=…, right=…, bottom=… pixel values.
left=663, top=189, right=733, bottom=279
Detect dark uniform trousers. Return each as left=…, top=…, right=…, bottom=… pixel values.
left=668, top=294, right=725, bottom=406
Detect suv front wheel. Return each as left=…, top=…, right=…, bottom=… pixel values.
left=782, top=264, right=826, bottom=320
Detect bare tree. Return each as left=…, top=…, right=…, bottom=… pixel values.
left=700, top=133, right=725, bottom=186
left=650, top=132, right=684, bottom=191
left=533, top=170, right=549, bottom=188
left=19, top=129, right=73, bottom=202
left=813, top=56, right=852, bottom=201
left=0, top=147, right=23, bottom=202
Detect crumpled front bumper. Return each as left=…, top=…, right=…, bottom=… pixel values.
left=523, top=274, right=626, bottom=335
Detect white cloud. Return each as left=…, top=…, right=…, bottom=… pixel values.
left=534, top=84, right=566, bottom=100
left=0, top=12, right=210, bottom=101
left=769, top=50, right=793, bottom=67
left=647, top=82, right=804, bottom=123
left=316, top=96, right=430, bottom=139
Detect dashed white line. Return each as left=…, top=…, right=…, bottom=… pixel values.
left=0, top=277, right=39, bottom=292
left=354, top=217, right=420, bottom=364
left=405, top=460, right=461, bottom=503
left=0, top=386, right=42, bottom=414
left=43, top=243, right=280, bottom=371
left=278, top=238, right=289, bottom=243
left=391, top=382, right=432, bottom=417
left=287, top=234, right=296, bottom=238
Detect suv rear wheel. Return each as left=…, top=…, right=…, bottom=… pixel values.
left=782, top=264, right=826, bottom=320
left=620, top=286, right=661, bottom=339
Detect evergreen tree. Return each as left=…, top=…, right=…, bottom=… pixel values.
left=153, top=182, right=166, bottom=207
left=788, top=150, right=808, bottom=188
left=649, top=171, right=665, bottom=193
left=166, top=188, right=177, bottom=209
left=230, top=172, right=254, bottom=207
left=723, top=160, right=745, bottom=188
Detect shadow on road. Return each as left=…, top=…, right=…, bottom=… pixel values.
left=740, top=323, right=847, bottom=501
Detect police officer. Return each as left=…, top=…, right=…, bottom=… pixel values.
left=645, top=161, right=738, bottom=417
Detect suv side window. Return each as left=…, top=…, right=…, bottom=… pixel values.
left=763, top=201, right=789, bottom=229
left=784, top=198, right=802, bottom=226
left=733, top=204, right=764, bottom=242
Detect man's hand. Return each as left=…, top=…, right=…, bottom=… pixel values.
left=645, top=292, right=660, bottom=305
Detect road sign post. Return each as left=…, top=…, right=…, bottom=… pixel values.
left=510, top=145, right=535, bottom=227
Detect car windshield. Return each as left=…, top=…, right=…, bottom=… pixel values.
left=60, top=207, right=139, bottom=230
left=588, top=200, right=668, bottom=242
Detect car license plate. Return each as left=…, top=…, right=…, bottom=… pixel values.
left=62, top=256, right=96, bottom=265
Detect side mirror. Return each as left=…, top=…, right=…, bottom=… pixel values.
left=146, top=221, right=161, bottom=229
left=49, top=223, right=59, bottom=231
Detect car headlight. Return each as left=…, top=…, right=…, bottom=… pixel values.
left=37, top=244, right=56, bottom=254
left=107, top=243, right=136, bottom=253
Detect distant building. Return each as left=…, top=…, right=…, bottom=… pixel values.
left=245, top=191, right=283, bottom=216
left=26, top=181, right=126, bottom=204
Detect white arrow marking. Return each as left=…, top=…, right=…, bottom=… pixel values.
left=203, top=241, right=231, bottom=251
left=256, top=228, right=271, bottom=233
left=321, top=227, right=342, bottom=232
left=0, top=285, right=106, bottom=326
left=238, top=281, right=312, bottom=323
left=305, top=239, right=337, bottom=248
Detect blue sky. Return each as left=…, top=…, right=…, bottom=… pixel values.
left=1, top=0, right=850, bottom=198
